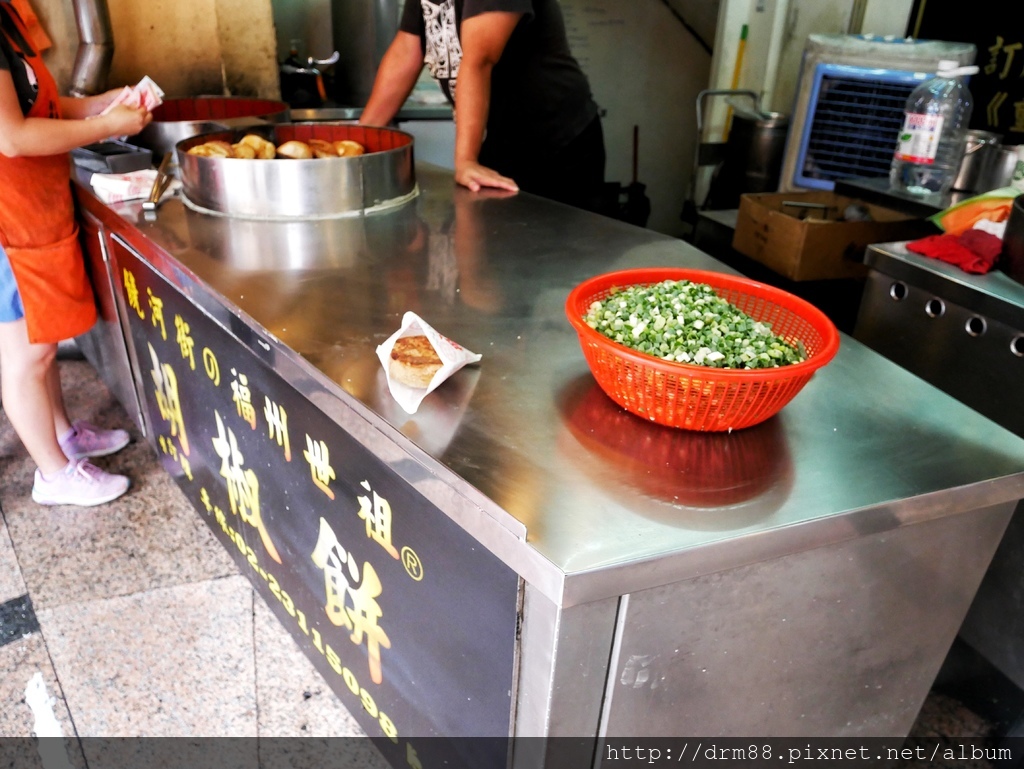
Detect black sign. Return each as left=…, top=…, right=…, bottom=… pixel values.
left=111, top=236, right=519, bottom=769
left=909, top=0, right=1024, bottom=143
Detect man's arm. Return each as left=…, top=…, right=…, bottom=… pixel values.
left=360, top=30, right=425, bottom=127
left=452, top=11, right=522, bottom=192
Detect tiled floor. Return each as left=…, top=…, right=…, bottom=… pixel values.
left=0, top=352, right=1009, bottom=767
left=0, top=350, right=388, bottom=767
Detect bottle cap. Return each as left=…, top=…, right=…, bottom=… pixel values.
left=936, top=61, right=980, bottom=77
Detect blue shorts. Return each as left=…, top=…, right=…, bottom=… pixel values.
left=0, top=243, right=26, bottom=323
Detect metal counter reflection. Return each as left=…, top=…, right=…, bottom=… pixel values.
left=557, top=374, right=793, bottom=526
left=100, top=165, right=1024, bottom=597
left=175, top=195, right=426, bottom=361
left=324, top=348, right=482, bottom=459
left=183, top=191, right=424, bottom=272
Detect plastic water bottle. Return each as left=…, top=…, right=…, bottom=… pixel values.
left=889, top=60, right=979, bottom=196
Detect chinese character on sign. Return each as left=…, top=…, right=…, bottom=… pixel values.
left=303, top=435, right=336, bottom=499
left=211, top=411, right=282, bottom=564
left=123, top=268, right=145, bottom=319
left=203, top=348, right=220, bottom=387
left=989, top=91, right=1010, bottom=130
left=230, top=368, right=257, bottom=429
left=310, top=517, right=392, bottom=685
left=147, top=287, right=166, bottom=340
left=356, top=481, right=399, bottom=559
left=985, top=36, right=1023, bottom=79
left=158, top=434, right=178, bottom=460
left=264, top=397, right=291, bottom=462
left=148, top=342, right=190, bottom=455
left=1012, top=99, right=1024, bottom=134
left=174, top=315, right=196, bottom=370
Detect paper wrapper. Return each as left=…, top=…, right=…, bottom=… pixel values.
left=100, top=75, right=165, bottom=115
left=90, top=168, right=180, bottom=204
left=376, top=312, right=481, bottom=414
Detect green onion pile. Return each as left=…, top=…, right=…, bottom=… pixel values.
left=584, top=279, right=805, bottom=369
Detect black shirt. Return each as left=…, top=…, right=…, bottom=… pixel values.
left=400, top=0, right=598, bottom=159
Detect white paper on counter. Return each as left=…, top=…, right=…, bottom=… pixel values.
left=90, top=168, right=180, bottom=204
left=376, top=311, right=482, bottom=414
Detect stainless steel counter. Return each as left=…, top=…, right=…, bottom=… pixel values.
left=81, top=166, right=1024, bottom=601
left=74, top=165, right=1024, bottom=741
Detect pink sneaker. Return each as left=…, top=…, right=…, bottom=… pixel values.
left=32, top=459, right=130, bottom=507
left=59, top=420, right=130, bottom=460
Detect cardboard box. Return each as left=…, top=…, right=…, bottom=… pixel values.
left=731, top=190, right=931, bottom=281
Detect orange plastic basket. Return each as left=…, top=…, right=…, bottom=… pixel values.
left=565, top=268, right=840, bottom=431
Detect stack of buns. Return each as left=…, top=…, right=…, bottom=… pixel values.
left=187, top=134, right=367, bottom=160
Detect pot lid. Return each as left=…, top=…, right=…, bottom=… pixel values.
left=731, top=105, right=789, bottom=128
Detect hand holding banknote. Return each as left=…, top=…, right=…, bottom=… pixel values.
left=99, top=75, right=165, bottom=115
left=93, top=76, right=163, bottom=139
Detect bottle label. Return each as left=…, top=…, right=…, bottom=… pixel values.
left=894, top=113, right=944, bottom=164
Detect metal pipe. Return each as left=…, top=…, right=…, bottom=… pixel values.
left=330, top=0, right=399, bottom=106
left=759, top=0, right=790, bottom=113
left=847, top=0, right=868, bottom=34
left=69, top=0, right=114, bottom=97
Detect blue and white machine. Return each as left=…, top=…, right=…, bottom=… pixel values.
left=779, top=34, right=976, bottom=192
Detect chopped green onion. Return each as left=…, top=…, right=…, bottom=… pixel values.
left=584, top=279, right=805, bottom=369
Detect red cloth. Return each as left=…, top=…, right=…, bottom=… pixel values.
left=906, top=230, right=1003, bottom=274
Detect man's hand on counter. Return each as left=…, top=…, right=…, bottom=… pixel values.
left=454, top=159, right=519, bottom=194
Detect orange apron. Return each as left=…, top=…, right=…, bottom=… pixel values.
left=0, top=3, right=96, bottom=344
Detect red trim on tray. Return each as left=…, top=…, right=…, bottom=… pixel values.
left=274, top=124, right=411, bottom=153
left=152, top=98, right=288, bottom=123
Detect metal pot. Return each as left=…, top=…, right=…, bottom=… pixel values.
left=280, top=51, right=339, bottom=109
left=727, top=106, right=789, bottom=192
left=176, top=123, right=416, bottom=219
left=702, top=93, right=789, bottom=210
left=988, top=147, right=1020, bottom=191
left=952, top=130, right=1007, bottom=192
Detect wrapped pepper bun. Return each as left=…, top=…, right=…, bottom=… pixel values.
left=389, top=335, right=442, bottom=389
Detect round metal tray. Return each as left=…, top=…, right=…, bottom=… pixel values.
left=176, top=123, right=417, bottom=219
left=131, top=97, right=291, bottom=160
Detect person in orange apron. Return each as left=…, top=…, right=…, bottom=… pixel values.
left=0, top=0, right=153, bottom=506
